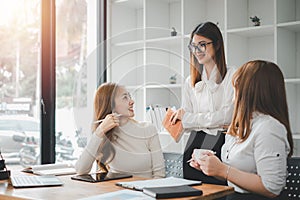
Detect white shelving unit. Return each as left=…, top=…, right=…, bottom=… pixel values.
left=107, top=0, right=300, bottom=155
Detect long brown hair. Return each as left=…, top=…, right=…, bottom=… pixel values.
left=93, top=82, right=120, bottom=170
left=228, top=60, right=293, bottom=157
left=189, top=22, right=227, bottom=87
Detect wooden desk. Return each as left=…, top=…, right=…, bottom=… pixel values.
left=0, top=174, right=234, bottom=200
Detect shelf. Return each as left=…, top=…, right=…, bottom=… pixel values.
left=293, top=133, right=300, bottom=140
left=277, top=21, right=300, bottom=32
left=145, top=83, right=182, bottom=89
left=126, top=85, right=145, bottom=90
left=113, top=39, right=144, bottom=47
left=184, top=30, right=225, bottom=39
left=112, top=0, right=143, bottom=9
left=108, top=0, right=300, bottom=150
left=126, top=83, right=182, bottom=90
left=227, top=25, right=274, bottom=37
left=146, top=36, right=182, bottom=46
left=184, top=34, right=190, bottom=39
left=113, top=36, right=183, bottom=47
left=160, top=0, right=181, bottom=3
left=284, top=78, right=300, bottom=84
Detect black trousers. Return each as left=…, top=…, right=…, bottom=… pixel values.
left=183, top=130, right=226, bottom=185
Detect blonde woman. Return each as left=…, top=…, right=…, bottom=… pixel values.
left=75, top=83, right=165, bottom=178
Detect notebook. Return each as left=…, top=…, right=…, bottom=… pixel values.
left=162, top=108, right=184, bottom=142
left=116, top=177, right=201, bottom=191
left=10, top=175, right=63, bottom=188
left=143, top=185, right=203, bottom=199
left=22, top=163, right=76, bottom=176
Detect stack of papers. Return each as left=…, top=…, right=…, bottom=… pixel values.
left=22, top=163, right=76, bottom=176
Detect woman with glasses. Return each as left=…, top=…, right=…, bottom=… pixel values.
left=75, top=82, right=165, bottom=178
left=170, top=22, right=236, bottom=184
left=190, top=60, right=293, bottom=199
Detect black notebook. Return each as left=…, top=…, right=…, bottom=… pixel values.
left=143, top=185, right=203, bottom=199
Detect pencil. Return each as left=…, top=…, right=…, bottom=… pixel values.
left=93, top=113, right=123, bottom=124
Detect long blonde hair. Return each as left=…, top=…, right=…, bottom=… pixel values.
left=93, top=82, right=120, bottom=171
left=228, top=60, right=293, bottom=157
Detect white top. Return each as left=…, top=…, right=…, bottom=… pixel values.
left=221, top=113, right=290, bottom=195
left=182, top=66, right=236, bottom=135
left=75, top=120, right=165, bottom=178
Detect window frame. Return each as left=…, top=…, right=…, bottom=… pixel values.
left=40, top=0, right=106, bottom=164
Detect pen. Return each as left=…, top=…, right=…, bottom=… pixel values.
left=93, top=113, right=123, bottom=124
left=93, top=119, right=104, bottom=124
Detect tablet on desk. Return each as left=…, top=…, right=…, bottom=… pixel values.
left=71, top=172, right=132, bottom=183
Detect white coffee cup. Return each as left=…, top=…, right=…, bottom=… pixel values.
left=193, top=149, right=216, bottom=162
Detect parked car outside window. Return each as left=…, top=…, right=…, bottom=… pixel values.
left=0, top=115, right=40, bottom=163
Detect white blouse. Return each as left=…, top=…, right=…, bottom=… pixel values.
left=75, top=120, right=165, bottom=178
left=182, top=66, right=236, bottom=135
left=221, top=113, right=290, bottom=195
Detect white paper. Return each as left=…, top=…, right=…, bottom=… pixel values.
left=23, top=163, right=76, bottom=176
left=34, top=167, right=76, bottom=176
left=116, top=177, right=201, bottom=191
left=79, top=190, right=153, bottom=200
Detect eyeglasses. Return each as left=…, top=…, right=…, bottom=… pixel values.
left=188, top=41, right=213, bottom=53
left=121, top=93, right=132, bottom=102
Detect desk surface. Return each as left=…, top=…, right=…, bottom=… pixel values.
left=0, top=173, right=234, bottom=200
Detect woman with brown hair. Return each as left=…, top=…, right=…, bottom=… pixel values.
left=170, top=22, right=236, bottom=184
left=190, top=60, right=293, bottom=199
left=75, top=82, right=165, bottom=178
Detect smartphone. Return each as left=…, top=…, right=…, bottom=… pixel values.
left=71, top=172, right=132, bottom=183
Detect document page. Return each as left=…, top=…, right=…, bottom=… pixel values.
left=116, top=177, right=201, bottom=191
left=34, top=167, right=76, bottom=176
left=79, top=190, right=152, bottom=200
left=22, top=163, right=76, bottom=176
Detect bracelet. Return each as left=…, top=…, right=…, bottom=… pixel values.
left=225, top=165, right=231, bottom=180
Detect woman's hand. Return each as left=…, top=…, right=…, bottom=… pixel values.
left=95, top=113, right=120, bottom=137
left=189, top=152, right=201, bottom=171
left=190, top=151, right=227, bottom=179
left=170, top=108, right=185, bottom=125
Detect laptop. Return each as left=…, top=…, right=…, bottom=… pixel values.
left=10, top=175, right=63, bottom=188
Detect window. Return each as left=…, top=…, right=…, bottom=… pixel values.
left=0, top=0, right=41, bottom=167
left=1, top=0, right=103, bottom=167
left=55, top=0, right=100, bottom=162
